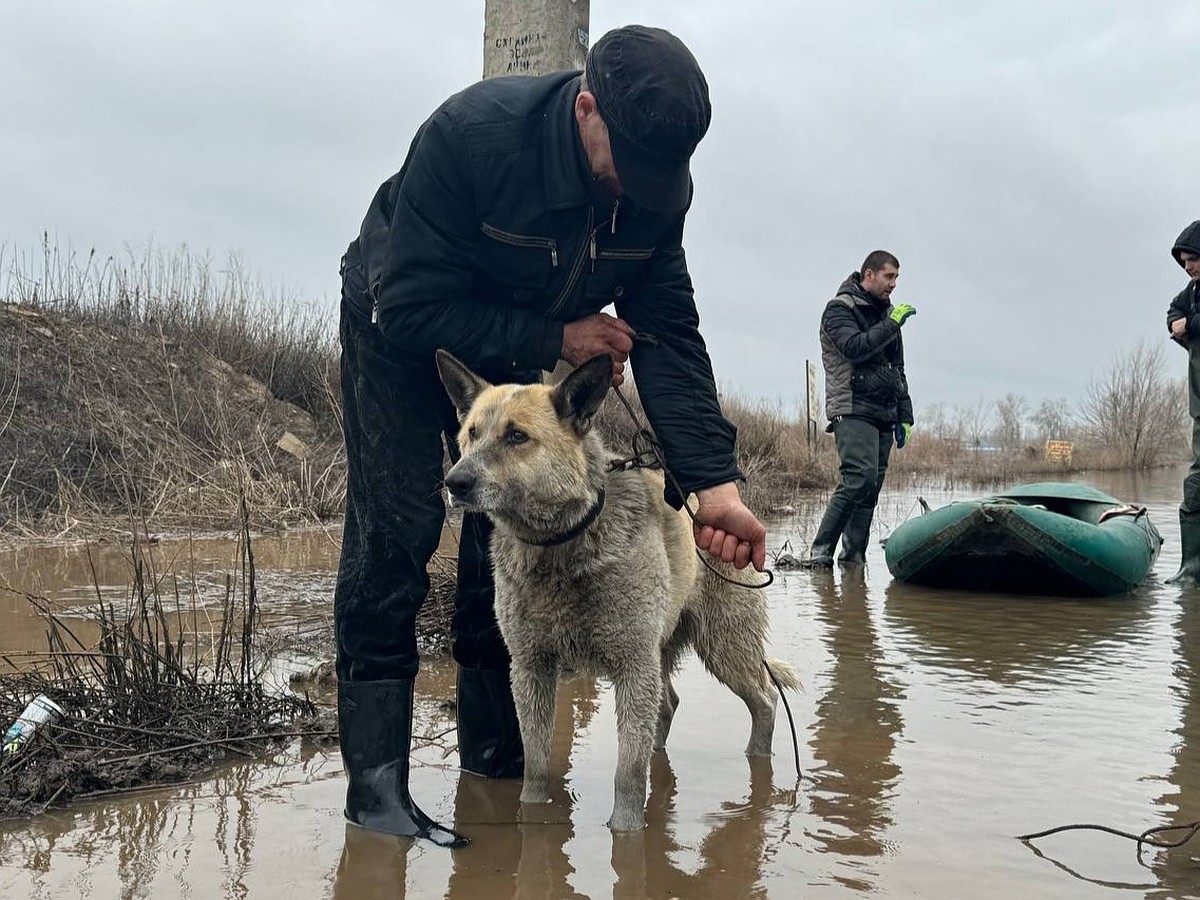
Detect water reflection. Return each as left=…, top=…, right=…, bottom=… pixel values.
left=333, top=826, right=410, bottom=900
left=328, top=669, right=799, bottom=900
left=806, top=567, right=903, bottom=875
left=0, top=744, right=338, bottom=899
left=1150, top=594, right=1200, bottom=897
left=882, top=579, right=1150, bottom=686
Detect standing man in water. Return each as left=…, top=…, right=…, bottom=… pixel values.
left=334, top=25, right=767, bottom=848
left=803, top=251, right=916, bottom=567
left=1165, top=220, right=1200, bottom=584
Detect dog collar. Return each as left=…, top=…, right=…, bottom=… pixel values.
left=524, top=489, right=606, bottom=547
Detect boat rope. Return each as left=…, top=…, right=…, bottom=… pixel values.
left=1018, top=818, right=1200, bottom=857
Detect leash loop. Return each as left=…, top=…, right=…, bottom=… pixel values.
left=608, top=383, right=774, bottom=590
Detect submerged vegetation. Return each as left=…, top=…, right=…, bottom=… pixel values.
left=0, top=505, right=325, bottom=819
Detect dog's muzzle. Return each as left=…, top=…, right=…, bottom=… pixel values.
left=443, top=465, right=478, bottom=507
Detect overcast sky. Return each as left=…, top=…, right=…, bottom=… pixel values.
left=3, top=1, right=1198, bottom=420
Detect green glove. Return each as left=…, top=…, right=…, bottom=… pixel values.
left=894, top=422, right=912, bottom=448
left=889, top=303, right=916, bottom=325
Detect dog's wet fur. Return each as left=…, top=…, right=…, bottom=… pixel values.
left=436, top=350, right=799, bottom=832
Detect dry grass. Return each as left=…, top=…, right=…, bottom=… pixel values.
left=0, top=238, right=344, bottom=536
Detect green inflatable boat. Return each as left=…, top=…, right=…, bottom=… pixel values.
left=884, top=482, right=1163, bottom=596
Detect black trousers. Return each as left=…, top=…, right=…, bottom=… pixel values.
left=334, top=298, right=512, bottom=681
left=1183, top=417, right=1200, bottom=515
left=831, top=417, right=894, bottom=512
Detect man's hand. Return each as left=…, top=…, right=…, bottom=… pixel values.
left=894, top=422, right=912, bottom=448
left=562, top=312, right=635, bottom=385
left=1170, top=317, right=1190, bottom=347
left=889, top=303, right=917, bottom=326
left=692, top=482, right=767, bottom=572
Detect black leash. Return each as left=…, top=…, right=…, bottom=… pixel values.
left=763, top=660, right=802, bottom=780
left=607, top=382, right=774, bottom=590
left=1019, top=818, right=1200, bottom=858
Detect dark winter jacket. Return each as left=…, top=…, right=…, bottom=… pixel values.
left=820, top=273, right=914, bottom=428
left=1165, top=221, right=1200, bottom=416
left=1167, top=279, right=1200, bottom=417
left=341, top=72, right=739, bottom=495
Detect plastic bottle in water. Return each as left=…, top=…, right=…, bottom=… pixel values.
left=2, top=695, right=65, bottom=754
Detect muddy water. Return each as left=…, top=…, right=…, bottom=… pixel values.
left=1, top=470, right=1199, bottom=898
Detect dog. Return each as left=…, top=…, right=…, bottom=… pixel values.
left=436, top=350, right=799, bottom=832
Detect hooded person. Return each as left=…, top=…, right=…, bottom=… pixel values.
left=1165, top=220, right=1200, bottom=584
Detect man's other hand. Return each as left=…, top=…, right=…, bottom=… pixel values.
left=562, top=312, right=634, bottom=385
left=692, top=482, right=767, bottom=572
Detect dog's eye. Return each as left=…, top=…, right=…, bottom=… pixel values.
left=506, top=428, right=529, bottom=445
left=467, top=425, right=478, bottom=442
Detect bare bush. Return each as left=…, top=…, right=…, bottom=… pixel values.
left=1, top=238, right=344, bottom=535
left=1079, top=341, right=1188, bottom=469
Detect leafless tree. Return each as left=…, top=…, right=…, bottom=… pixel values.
left=1031, top=397, right=1073, bottom=442
left=1079, top=341, right=1187, bottom=468
left=954, top=397, right=993, bottom=449
left=920, top=402, right=963, bottom=442
left=994, top=393, right=1028, bottom=451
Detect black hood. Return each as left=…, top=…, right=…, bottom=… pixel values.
left=1172, top=220, right=1200, bottom=266
left=837, top=271, right=887, bottom=307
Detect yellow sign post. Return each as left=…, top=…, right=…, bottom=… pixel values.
left=1044, top=439, right=1073, bottom=465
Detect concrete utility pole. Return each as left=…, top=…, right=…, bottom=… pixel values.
left=483, top=0, right=590, bottom=79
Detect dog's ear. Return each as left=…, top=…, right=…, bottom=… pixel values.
left=552, top=354, right=611, bottom=433
left=436, top=349, right=490, bottom=417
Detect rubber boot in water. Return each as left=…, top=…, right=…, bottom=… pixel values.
left=339, top=678, right=468, bottom=848
left=456, top=665, right=525, bottom=779
left=802, top=493, right=853, bottom=568
left=1167, top=510, right=1200, bottom=585
left=837, top=504, right=875, bottom=565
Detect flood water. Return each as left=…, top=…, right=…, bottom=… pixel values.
left=1, top=469, right=1198, bottom=898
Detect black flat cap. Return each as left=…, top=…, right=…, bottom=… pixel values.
left=585, top=25, right=711, bottom=213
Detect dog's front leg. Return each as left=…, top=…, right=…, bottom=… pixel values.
left=511, top=657, right=557, bottom=804
left=608, top=659, right=661, bottom=831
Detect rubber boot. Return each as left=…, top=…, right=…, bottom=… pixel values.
left=339, top=678, right=468, bottom=848
left=456, top=666, right=525, bottom=779
left=802, top=494, right=854, bottom=568
left=1166, top=510, right=1200, bottom=585
left=837, top=504, right=875, bottom=565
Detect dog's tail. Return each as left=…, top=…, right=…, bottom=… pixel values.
left=763, top=657, right=800, bottom=692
